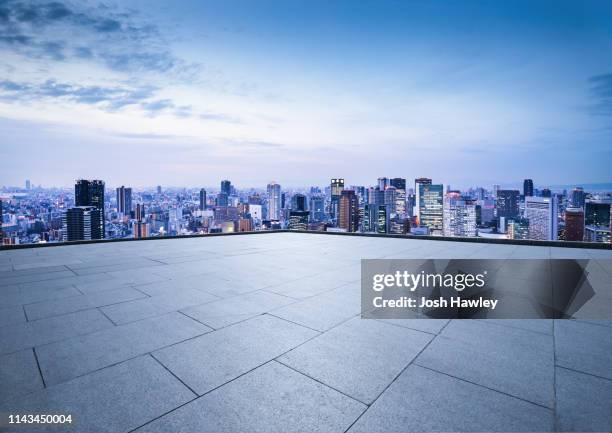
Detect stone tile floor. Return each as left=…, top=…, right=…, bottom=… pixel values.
left=0, top=233, right=611, bottom=432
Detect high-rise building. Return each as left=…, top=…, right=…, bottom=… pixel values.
left=585, top=201, right=611, bottom=227
left=541, top=188, right=552, bottom=198
left=414, top=178, right=432, bottom=218
left=25, top=179, right=31, bottom=190
left=338, top=190, right=359, bottom=232
left=443, top=199, right=477, bottom=237
left=330, top=178, right=345, bottom=222
left=62, top=206, right=104, bottom=241
left=496, top=190, right=520, bottom=219
left=216, top=192, right=229, bottom=207
left=156, top=185, right=162, bottom=195
left=75, top=180, right=105, bottom=237
left=417, top=183, right=444, bottom=233
left=523, top=179, right=534, bottom=197
left=135, top=203, right=145, bottom=221
left=508, top=218, right=530, bottom=240
left=199, top=189, right=207, bottom=210
left=525, top=196, right=558, bottom=241
left=116, top=186, right=132, bottom=215
left=267, top=182, right=282, bottom=221
left=384, top=186, right=396, bottom=214
left=220, top=180, right=232, bottom=196
left=377, top=177, right=389, bottom=191
left=288, top=211, right=309, bottom=231
left=377, top=205, right=389, bottom=234
left=570, top=187, right=585, bottom=209
left=0, top=199, right=3, bottom=240
left=309, top=195, right=325, bottom=222
left=564, top=207, right=585, bottom=241
left=493, top=184, right=500, bottom=197
left=291, top=193, right=307, bottom=212
left=390, top=178, right=406, bottom=215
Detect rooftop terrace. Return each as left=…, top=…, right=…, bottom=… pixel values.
left=1, top=233, right=611, bottom=432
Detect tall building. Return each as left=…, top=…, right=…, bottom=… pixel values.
left=156, top=185, right=162, bottom=195
left=25, top=179, right=31, bottom=190
left=288, top=211, right=309, bottom=231
left=443, top=199, right=477, bottom=237
left=523, top=179, right=534, bottom=197
left=377, top=177, right=389, bottom=191
left=564, top=207, right=585, bottom=241
left=508, top=218, right=530, bottom=240
left=75, top=179, right=105, bottom=237
left=291, top=193, right=307, bottom=212
left=493, top=184, right=500, bottom=198
left=267, top=182, right=282, bottom=221
left=216, top=192, right=229, bottom=207
left=541, top=188, right=552, bottom=198
left=62, top=206, right=104, bottom=241
left=220, top=180, right=232, bottom=196
left=330, top=178, right=345, bottom=222
left=569, top=187, right=585, bottom=209
left=585, top=201, right=611, bottom=227
left=496, top=190, right=520, bottom=219
left=199, top=189, right=207, bottom=211
left=0, top=199, right=3, bottom=240
left=376, top=205, right=389, bottom=234
left=116, top=186, right=132, bottom=215
left=338, top=190, right=359, bottom=232
left=525, top=196, right=558, bottom=241
left=390, top=178, right=406, bottom=215
left=417, top=183, right=443, bottom=233
left=384, top=186, right=396, bottom=214
left=309, top=195, right=325, bottom=222
left=414, top=178, right=432, bottom=218
left=135, top=203, right=145, bottom=221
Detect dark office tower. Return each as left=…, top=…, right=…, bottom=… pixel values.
left=62, top=206, right=103, bottom=241
left=376, top=205, right=389, bottom=234
left=288, top=210, right=309, bottom=230
left=220, top=180, right=232, bottom=196
left=384, top=186, right=397, bottom=213
left=310, top=195, right=325, bottom=222
left=281, top=192, right=286, bottom=209
left=585, top=201, right=611, bottom=226
left=523, top=179, right=534, bottom=197
left=156, top=185, right=162, bottom=195
left=541, top=188, right=552, bottom=198
left=570, top=187, right=585, bottom=208
left=116, top=186, right=132, bottom=215
left=216, top=192, right=229, bottom=207
left=390, top=178, right=406, bottom=191
left=496, top=190, right=520, bottom=219
left=339, top=190, right=359, bottom=232
left=199, top=189, right=207, bottom=210
left=363, top=204, right=377, bottom=232
left=135, top=203, right=145, bottom=221
left=75, top=179, right=105, bottom=237
left=378, top=177, right=389, bottom=191
left=564, top=207, right=585, bottom=241
left=330, top=178, right=345, bottom=221
left=291, top=193, right=307, bottom=212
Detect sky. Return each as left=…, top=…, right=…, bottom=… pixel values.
left=0, top=0, right=611, bottom=189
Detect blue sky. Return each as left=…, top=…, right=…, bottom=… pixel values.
left=0, top=0, right=611, bottom=189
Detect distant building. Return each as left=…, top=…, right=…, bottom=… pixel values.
left=564, top=207, right=585, bottom=241
left=384, top=186, right=396, bottom=214
left=116, top=186, right=132, bottom=215
left=390, top=178, right=406, bottom=215
left=25, top=179, right=31, bottom=190
left=585, top=226, right=611, bottom=243
left=291, top=193, right=307, bottom=212
left=216, top=192, right=229, bottom=207
left=377, top=177, right=389, bottom=191
left=75, top=179, right=105, bottom=237
left=569, top=187, right=585, bottom=209
left=541, top=188, right=552, bottom=198
left=220, top=180, right=232, bottom=196
left=443, top=199, right=477, bottom=237
left=585, top=201, right=611, bottom=227
left=417, top=183, right=443, bottom=234
left=156, top=185, right=162, bottom=194
left=309, top=195, right=325, bottom=222
left=62, top=206, right=104, bottom=241
left=238, top=217, right=253, bottom=232
left=496, top=190, right=520, bottom=220
left=525, top=196, right=558, bottom=241
left=523, top=179, right=533, bottom=197
left=338, top=190, right=359, bottom=232
left=377, top=205, right=389, bottom=234
left=199, top=189, right=207, bottom=211
left=288, top=211, right=309, bottom=231
left=330, top=178, right=344, bottom=222
left=508, top=218, right=530, bottom=240
left=267, top=182, right=282, bottom=221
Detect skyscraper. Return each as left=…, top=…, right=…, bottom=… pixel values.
left=377, top=177, right=389, bottom=191
left=417, top=183, right=444, bottom=233
left=288, top=211, right=309, bottom=231
left=585, top=200, right=611, bottom=227
left=523, top=179, right=534, bottom=197
left=199, top=189, right=207, bottom=211
left=116, top=186, right=132, bottom=215
left=525, top=196, right=558, bottom=241
left=339, top=190, right=359, bottom=232
left=75, top=179, right=105, bottom=237
left=220, top=180, right=232, bottom=196
left=496, top=190, right=520, bottom=219
left=267, top=182, right=282, bottom=220
left=291, top=193, right=307, bottom=212
left=570, top=187, right=585, bottom=208
left=384, top=186, right=396, bottom=214
left=414, top=178, right=432, bottom=218
left=25, top=179, right=31, bottom=190
left=443, top=199, right=477, bottom=237
left=62, top=206, right=103, bottom=241
left=508, top=218, right=530, bottom=240
left=564, top=207, right=585, bottom=241
left=309, top=195, right=325, bottom=222
left=330, top=178, right=345, bottom=222
left=390, top=178, right=406, bottom=215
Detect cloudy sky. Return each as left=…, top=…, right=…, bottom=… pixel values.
left=0, top=0, right=611, bottom=189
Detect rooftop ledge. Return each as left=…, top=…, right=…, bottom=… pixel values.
left=2, top=229, right=611, bottom=251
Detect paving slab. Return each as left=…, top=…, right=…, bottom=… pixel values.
left=135, top=361, right=366, bottom=433
left=374, top=318, right=450, bottom=334
left=348, top=365, right=553, bottom=433
left=24, top=287, right=147, bottom=321
left=0, top=309, right=113, bottom=355
left=181, top=290, right=296, bottom=329
left=279, top=318, right=433, bottom=404
left=153, top=314, right=318, bottom=395
left=555, top=367, right=612, bottom=433
left=0, top=355, right=195, bottom=433
left=0, top=306, right=26, bottom=328
left=0, top=349, right=44, bottom=404
left=36, top=312, right=211, bottom=386
left=415, top=319, right=555, bottom=408
left=554, top=320, right=612, bottom=380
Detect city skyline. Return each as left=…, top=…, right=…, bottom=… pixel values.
left=1, top=0, right=612, bottom=187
